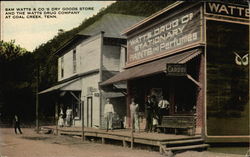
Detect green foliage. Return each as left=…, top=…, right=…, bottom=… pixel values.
left=0, top=40, right=36, bottom=121
left=0, top=40, right=26, bottom=61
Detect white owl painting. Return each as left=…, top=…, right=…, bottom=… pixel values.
left=234, top=52, right=249, bottom=66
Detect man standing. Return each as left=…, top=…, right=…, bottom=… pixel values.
left=104, top=98, right=114, bottom=131
left=158, top=96, right=170, bottom=125
left=145, top=96, right=153, bottom=132
left=130, top=98, right=139, bottom=132
left=14, top=115, right=22, bottom=134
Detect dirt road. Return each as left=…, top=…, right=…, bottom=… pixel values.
left=0, top=128, right=246, bottom=157
left=0, top=128, right=165, bottom=157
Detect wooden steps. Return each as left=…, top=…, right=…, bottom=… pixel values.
left=161, top=138, right=204, bottom=145
left=165, top=144, right=209, bottom=151
left=159, top=137, right=209, bottom=155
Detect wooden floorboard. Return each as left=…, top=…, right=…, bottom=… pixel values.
left=42, top=126, right=204, bottom=148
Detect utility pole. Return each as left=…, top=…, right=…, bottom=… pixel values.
left=36, top=63, right=39, bottom=133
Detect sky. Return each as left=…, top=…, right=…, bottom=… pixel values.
left=1, top=1, right=115, bottom=52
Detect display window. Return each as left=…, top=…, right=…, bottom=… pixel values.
left=206, top=20, right=249, bottom=136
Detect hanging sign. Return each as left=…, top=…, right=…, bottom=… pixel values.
left=205, top=2, right=249, bottom=19
left=166, top=64, right=187, bottom=76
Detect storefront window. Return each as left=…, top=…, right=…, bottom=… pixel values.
left=72, top=93, right=81, bottom=119
left=206, top=20, right=249, bottom=135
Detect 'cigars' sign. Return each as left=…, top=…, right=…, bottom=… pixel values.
left=205, top=2, right=249, bottom=19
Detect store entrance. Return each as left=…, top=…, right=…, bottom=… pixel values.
left=172, top=77, right=197, bottom=115
left=128, top=72, right=198, bottom=133
left=130, top=74, right=197, bottom=116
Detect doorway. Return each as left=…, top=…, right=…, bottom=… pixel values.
left=86, top=97, right=93, bottom=127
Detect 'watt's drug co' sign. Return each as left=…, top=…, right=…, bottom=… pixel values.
left=205, top=2, right=249, bottom=19
left=127, top=5, right=201, bottom=66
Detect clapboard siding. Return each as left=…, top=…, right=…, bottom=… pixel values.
left=78, top=35, right=102, bottom=74
left=102, top=45, right=121, bottom=71
left=58, top=50, right=76, bottom=81
left=58, top=34, right=102, bottom=82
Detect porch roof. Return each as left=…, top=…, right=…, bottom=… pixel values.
left=100, top=49, right=202, bottom=86
left=39, top=78, right=81, bottom=94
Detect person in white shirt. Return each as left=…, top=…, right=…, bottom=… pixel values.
left=130, top=98, right=139, bottom=132
left=104, top=98, right=114, bottom=131
left=58, top=107, right=64, bottom=127
left=158, top=96, right=170, bottom=125
left=65, top=106, right=73, bottom=127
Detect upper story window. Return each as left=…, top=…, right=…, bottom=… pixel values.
left=73, top=49, right=77, bottom=73
left=61, top=56, right=64, bottom=78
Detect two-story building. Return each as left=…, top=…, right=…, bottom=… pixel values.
left=39, top=13, right=144, bottom=129
left=101, top=2, right=249, bottom=143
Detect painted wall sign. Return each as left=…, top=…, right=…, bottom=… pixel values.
left=127, top=6, right=201, bottom=66
left=166, top=64, right=187, bottom=76
left=205, top=2, right=249, bottom=19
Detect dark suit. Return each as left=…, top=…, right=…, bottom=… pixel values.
left=14, top=116, right=22, bottom=134
left=145, top=101, right=153, bottom=132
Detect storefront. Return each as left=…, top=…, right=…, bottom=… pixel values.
left=205, top=2, right=249, bottom=142
left=102, top=2, right=204, bottom=133
left=101, top=1, right=249, bottom=142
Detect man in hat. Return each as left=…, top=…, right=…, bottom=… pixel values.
left=145, top=95, right=153, bottom=132
left=104, top=98, right=114, bottom=131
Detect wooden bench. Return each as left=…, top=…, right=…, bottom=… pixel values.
left=157, top=115, right=196, bottom=136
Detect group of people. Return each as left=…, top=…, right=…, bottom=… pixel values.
left=145, top=95, right=170, bottom=132
left=104, top=96, right=170, bottom=133
left=104, top=98, right=139, bottom=132
left=58, top=106, right=73, bottom=127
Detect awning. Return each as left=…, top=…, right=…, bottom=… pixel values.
left=39, top=78, right=81, bottom=94
left=100, top=49, right=201, bottom=86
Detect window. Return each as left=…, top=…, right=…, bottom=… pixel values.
left=73, top=49, right=77, bottom=73
left=61, top=56, right=64, bottom=78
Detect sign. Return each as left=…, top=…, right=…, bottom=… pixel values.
left=94, top=93, right=99, bottom=97
left=205, top=2, right=249, bottom=19
left=127, top=5, right=201, bottom=65
left=166, top=64, right=187, bottom=76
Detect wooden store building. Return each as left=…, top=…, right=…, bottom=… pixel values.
left=39, top=13, right=144, bottom=129
left=101, top=1, right=249, bottom=142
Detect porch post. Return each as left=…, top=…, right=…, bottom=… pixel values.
left=196, top=54, right=205, bottom=135
left=130, top=109, right=134, bottom=149
left=81, top=100, right=85, bottom=141
left=127, top=81, right=132, bottom=128
left=55, top=100, right=58, bottom=135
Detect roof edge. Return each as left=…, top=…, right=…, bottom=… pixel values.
left=122, top=1, right=184, bottom=35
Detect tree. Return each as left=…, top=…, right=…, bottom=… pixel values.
left=0, top=40, right=36, bottom=123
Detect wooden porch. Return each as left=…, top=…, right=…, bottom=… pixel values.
left=41, top=126, right=209, bottom=154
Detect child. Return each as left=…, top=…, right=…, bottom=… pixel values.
left=152, top=115, right=159, bottom=132
left=58, top=114, right=64, bottom=127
